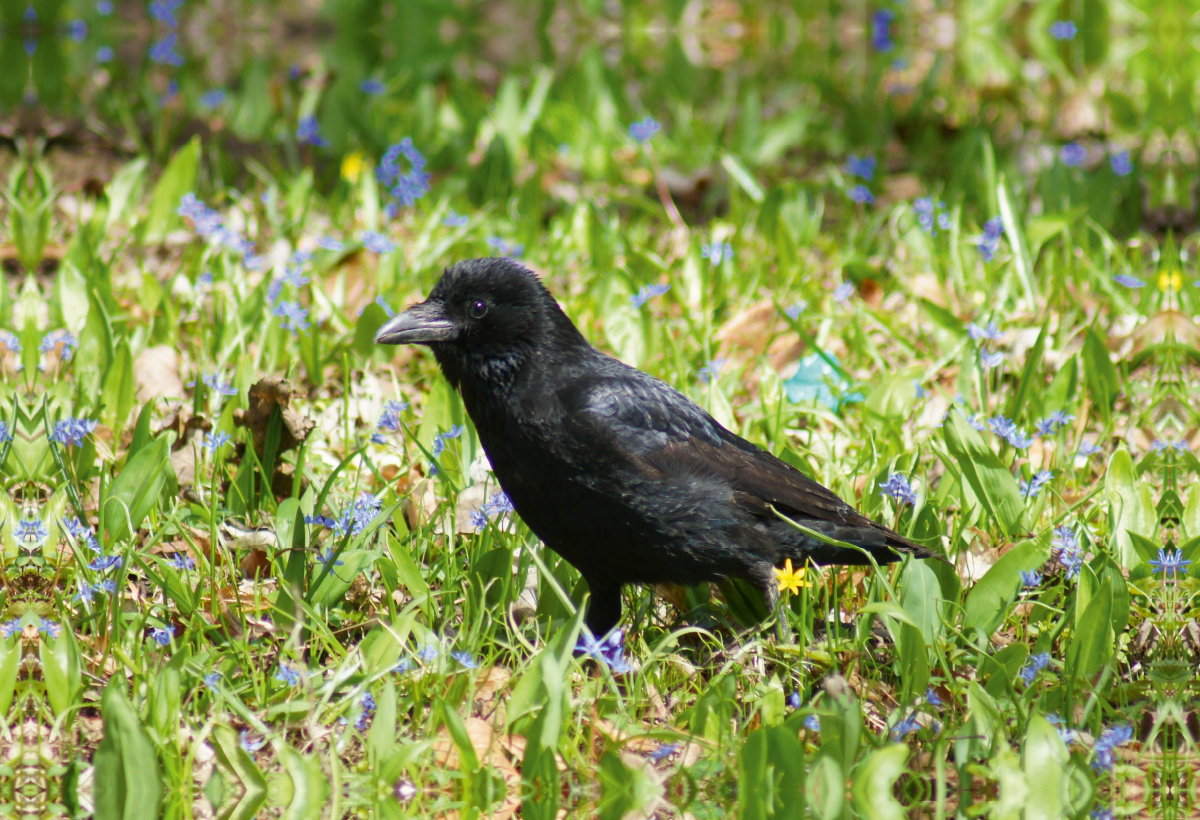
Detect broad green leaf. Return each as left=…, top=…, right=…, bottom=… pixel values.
left=804, top=755, right=844, bottom=820
left=850, top=744, right=908, bottom=820
left=280, top=747, right=329, bottom=820
left=1066, top=580, right=1112, bottom=680
left=1006, top=319, right=1048, bottom=420
left=1082, top=326, right=1119, bottom=418
left=997, top=175, right=1035, bottom=308
left=1022, top=715, right=1069, bottom=820
left=143, top=137, right=200, bottom=244
left=942, top=411, right=1025, bottom=534
left=1105, top=447, right=1154, bottom=568
left=720, top=151, right=765, bottom=203
left=309, top=550, right=377, bottom=607
left=104, top=157, right=149, bottom=233
left=94, top=681, right=163, bottom=820
left=101, top=339, right=136, bottom=430
left=981, top=643, right=1029, bottom=701
left=103, top=434, right=171, bottom=544
left=963, top=538, right=1047, bottom=641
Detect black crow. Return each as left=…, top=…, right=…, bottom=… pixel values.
left=376, top=258, right=936, bottom=635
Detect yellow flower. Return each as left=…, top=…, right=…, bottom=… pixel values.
left=1158, top=270, right=1183, bottom=292
left=341, top=151, right=367, bottom=184
left=776, top=558, right=811, bottom=594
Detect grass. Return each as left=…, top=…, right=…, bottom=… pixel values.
left=0, top=1, right=1192, bottom=818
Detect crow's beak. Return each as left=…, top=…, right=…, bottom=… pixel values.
left=374, top=301, right=458, bottom=345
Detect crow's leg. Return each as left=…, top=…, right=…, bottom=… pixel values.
left=584, top=580, right=623, bottom=636
left=748, top=562, right=789, bottom=643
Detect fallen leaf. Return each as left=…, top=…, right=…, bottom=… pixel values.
left=134, top=346, right=185, bottom=401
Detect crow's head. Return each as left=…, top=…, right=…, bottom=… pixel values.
left=375, top=257, right=586, bottom=387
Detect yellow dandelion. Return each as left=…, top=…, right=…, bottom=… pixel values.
left=341, top=151, right=367, bottom=184
left=776, top=558, right=811, bottom=594
left=1158, top=270, right=1183, bottom=292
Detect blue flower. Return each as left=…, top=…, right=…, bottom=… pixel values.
left=14, top=518, right=49, bottom=545
left=38, top=618, right=61, bottom=639
left=149, top=625, right=175, bottom=646
left=275, top=664, right=302, bottom=686
left=832, top=282, right=855, bottom=303
left=75, top=583, right=95, bottom=603
left=171, top=553, right=196, bottom=571
left=1020, top=470, right=1053, bottom=499
left=1018, top=652, right=1050, bottom=685
left=297, top=116, right=328, bottom=147
left=988, top=416, right=1016, bottom=438
left=870, top=9, right=895, bottom=52
left=803, top=714, right=821, bottom=732
left=450, top=650, right=478, bottom=669
left=967, top=321, right=1002, bottom=342
left=417, top=643, right=439, bottom=661
left=848, top=184, right=874, bottom=204
left=980, top=350, right=1004, bottom=369
left=787, top=690, right=802, bottom=710
left=0, top=619, right=20, bottom=638
left=282, top=264, right=310, bottom=288
left=188, top=372, right=238, bottom=396
left=97, top=45, right=113, bottom=62
left=360, top=78, right=385, bottom=95
left=1148, top=548, right=1191, bottom=578
left=630, top=283, right=670, bottom=309
left=574, top=627, right=631, bottom=674
left=1077, top=440, right=1103, bottom=457
left=316, top=235, right=345, bottom=251
left=149, top=32, right=184, bottom=65
left=1019, top=569, right=1043, bottom=587
left=90, top=554, right=122, bottom=572
left=846, top=155, right=876, bottom=180
left=203, top=671, right=221, bottom=691
left=1035, top=411, right=1075, bottom=436
left=698, top=358, right=726, bottom=384
left=272, top=301, right=311, bottom=333
left=149, top=0, right=183, bottom=27
left=240, top=730, right=266, bottom=752
left=442, top=212, right=469, bottom=228
left=48, top=417, right=96, bottom=449
left=1151, top=439, right=1188, bottom=453
left=1091, top=724, right=1133, bottom=771
left=97, top=1, right=114, bottom=15
left=1110, top=151, right=1132, bottom=177
left=204, top=431, right=232, bottom=451
left=376, top=138, right=430, bottom=210
left=890, top=714, right=921, bottom=739
left=879, top=474, right=917, bottom=506
left=1054, top=526, right=1083, bottom=579
left=97, top=579, right=116, bottom=594
left=486, top=237, right=524, bottom=258
left=925, top=688, right=943, bottom=707
left=40, top=329, right=79, bottom=361
left=485, top=492, right=514, bottom=515
left=628, top=117, right=661, bottom=143
left=66, top=19, right=87, bottom=41
left=784, top=302, right=804, bottom=320
left=393, top=658, right=414, bottom=674
left=701, top=242, right=734, bottom=265
left=1049, top=20, right=1077, bottom=40
left=361, top=231, right=395, bottom=254
left=0, top=422, right=9, bottom=444
left=470, top=509, right=489, bottom=530
left=649, top=743, right=679, bottom=762
left=1113, top=274, right=1144, bottom=288
left=0, top=330, right=22, bottom=355
left=978, top=217, right=1005, bottom=260
left=199, top=89, right=226, bottom=108
left=316, top=548, right=344, bottom=568
left=1060, top=143, right=1087, bottom=167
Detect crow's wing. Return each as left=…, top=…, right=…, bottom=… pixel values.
left=559, top=369, right=920, bottom=551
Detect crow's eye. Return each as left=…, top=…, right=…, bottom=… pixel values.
left=468, top=300, right=488, bottom=319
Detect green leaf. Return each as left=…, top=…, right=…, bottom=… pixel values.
left=1022, top=714, right=1069, bottom=820
left=804, top=755, right=844, bottom=820
left=942, top=411, right=1025, bottom=534
left=963, top=538, right=1048, bottom=641
left=1066, top=579, right=1112, bottom=680
left=369, top=680, right=398, bottom=765
left=850, top=744, right=908, bottom=820
left=720, top=151, right=765, bottom=203
left=143, top=136, right=201, bottom=244
left=997, top=175, right=1036, bottom=309
left=94, top=681, right=163, bottom=820
left=1104, top=447, right=1154, bottom=569
left=104, top=157, right=149, bottom=233
left=101, top=340, right=136, bottom=431
left=308, top=550, right=377, bottom=607
left=1025, top=206, right=1087, bottom=261
left=280, top=746, right=329, bottom=820
left=103, top=434, right=171, bottom=544
left=981, top=644, right=1029, bottom=701
left=1006, top=319, right=1048, bottom=420
left=354, top=302, right=389, bottom=360
left=1082, top=326, right=1119, bottom=418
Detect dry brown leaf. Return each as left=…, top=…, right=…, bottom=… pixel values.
left=134, top=345, right=185, bottom=401
left=232, top=376, right=314, bottom=458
